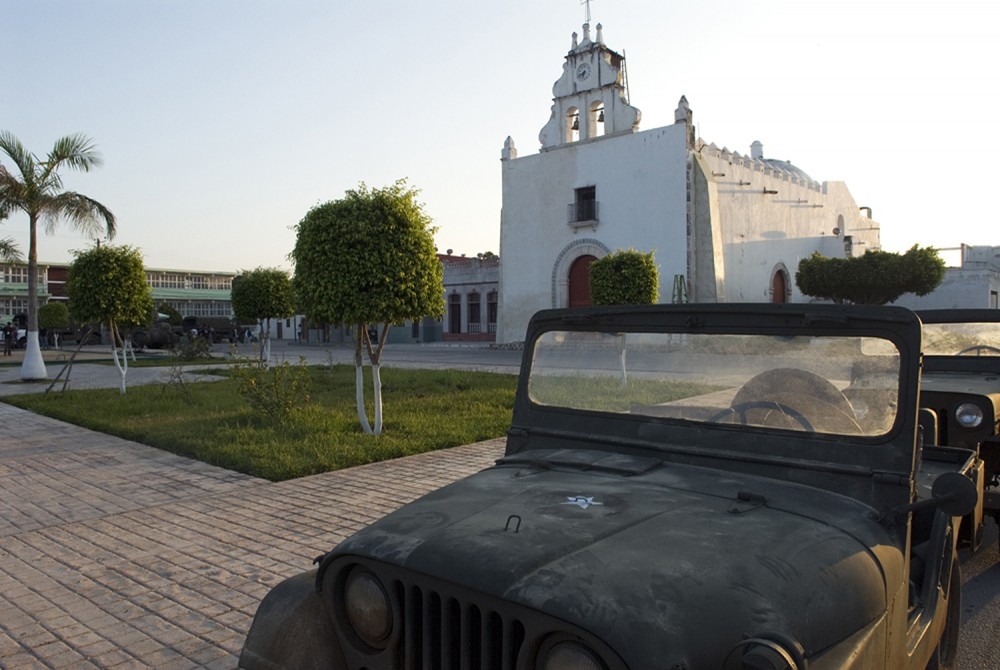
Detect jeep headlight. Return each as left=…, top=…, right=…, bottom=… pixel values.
left=344, top=568, right=392, bottom=648
left=540, top=640, right=606, bottom=670
left=955, top=402, right=984, bottom=429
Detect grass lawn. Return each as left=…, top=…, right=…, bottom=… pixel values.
left=2, top=365, right=517, bottom=481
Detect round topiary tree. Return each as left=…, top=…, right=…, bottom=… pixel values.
left=589, top=249, right=659, bottom=306
left=66, top=244, right=153, bottom=394
left=37, top=301, right=69, bottom=350
left=291, top=180, right=444, bottom=435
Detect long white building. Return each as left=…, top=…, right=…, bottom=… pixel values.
left=497, top=22, right=880, bottom=343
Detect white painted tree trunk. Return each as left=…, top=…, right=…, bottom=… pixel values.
left=371, top=363, right=383, bottom=435
left=19, top=331, right=47, bottom=380
left=109, top=322, right=129, bottom=394
left=260, top=318, right=272, bottom=366
left=355, top=364, right=373, bottom=434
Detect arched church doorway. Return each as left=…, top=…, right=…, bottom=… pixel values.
left=771, top=268, right=789, bottom=304
left=569, top=255, right=596, bottom=307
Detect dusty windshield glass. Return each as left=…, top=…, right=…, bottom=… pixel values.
left=922, top=322, right=1000, bottom=357
left=528, top=330, right=901, bottom=437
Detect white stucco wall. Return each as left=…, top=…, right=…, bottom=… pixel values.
left=696, top=146, right=881, bottom=303
left=893, top=246, right=1000, bottom=309
left=498, top=124, right=689, bottom=343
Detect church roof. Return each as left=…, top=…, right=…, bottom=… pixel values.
left=762, top=158, right=814, bottom=184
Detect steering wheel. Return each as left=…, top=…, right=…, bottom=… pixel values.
left=720, top=368, right=863, bottom=434
left=956, top=345, right=1000, bottom=356
left=712, top=400, right=814, bottom=431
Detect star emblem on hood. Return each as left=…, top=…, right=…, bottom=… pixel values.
left=562, top=495, right=603, bottom=509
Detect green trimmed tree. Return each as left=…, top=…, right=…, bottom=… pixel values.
left=66, top=245, right=152, bottom=394
left=589, top=249, right=659, bottom=305
left=38, top=301, right=69, bottom=350
left=291, top=180, right=444, bottom=435
left=231, top=267, right=295, bottom=362
left=796, top=245, right=946, bottom=305
left=0, top=131, right=116, bottom=380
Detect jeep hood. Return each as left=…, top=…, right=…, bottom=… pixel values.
left=326, top=453, right=892, bottom=664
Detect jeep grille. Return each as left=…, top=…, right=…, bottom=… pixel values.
left=393, top=580, right=524, bottom=669
left=325, top=557, right=626, bottom=670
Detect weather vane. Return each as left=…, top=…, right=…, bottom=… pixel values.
left=581, top=0, right=593, bottom=24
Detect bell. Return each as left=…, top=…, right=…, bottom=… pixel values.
left=597, top=110, right=605, bottom=122
left=571, top=116, right=580, bottom=131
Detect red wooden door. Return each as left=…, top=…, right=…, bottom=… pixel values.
left=569, top=255, right=597, bottom=307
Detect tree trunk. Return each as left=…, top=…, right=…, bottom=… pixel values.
left=108, top=320, right=128, bottom=394
left=354, top=325, right=373, bottom=434
left=20, top=213, right=47, bottom=380
left=261, top=318, right=272, bottom=365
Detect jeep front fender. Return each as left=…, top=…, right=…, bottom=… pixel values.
left=240, top=569, right=343, bottom=669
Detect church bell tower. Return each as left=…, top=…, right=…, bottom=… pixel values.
left=538, top=23, right=641, bottom=149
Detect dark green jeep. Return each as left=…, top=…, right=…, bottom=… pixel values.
left=241, top=304, right=977, bottom=669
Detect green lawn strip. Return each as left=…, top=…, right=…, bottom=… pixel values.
left=2, top=366, right=516, bottom=482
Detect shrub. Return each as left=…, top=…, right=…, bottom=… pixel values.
left=229, top=353, right=311, bottom=422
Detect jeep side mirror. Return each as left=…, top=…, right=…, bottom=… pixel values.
left=882, top=472, right=979, bottom=523
left=930, top=471, right=979, bottom=517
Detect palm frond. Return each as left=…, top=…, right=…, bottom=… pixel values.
left=44, top=191, right=117, bottom=238
left=0, top=130, right=36, bottom=178
left=0, top=237, right=22, bottom=262
left=47, top=133, right=103, bottom=173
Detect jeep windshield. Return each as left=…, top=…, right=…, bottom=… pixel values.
left=528, top=328, right=902, bottom=437
left=921, top=321, right=1000, bottom=357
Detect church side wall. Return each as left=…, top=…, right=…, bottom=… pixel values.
left=696, top=149, right=878, bottom=302
left=498, top=125, right=689, bottom=343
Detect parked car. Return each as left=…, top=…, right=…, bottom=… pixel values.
left=917, top=308, right=1000, bottom=555
left=241, top=304, right=977, bottom=670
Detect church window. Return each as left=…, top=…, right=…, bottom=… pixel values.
left=570, top=186, right=597, bottom=224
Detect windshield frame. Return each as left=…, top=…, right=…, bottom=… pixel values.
left=510, top=304, right=923, bottom=477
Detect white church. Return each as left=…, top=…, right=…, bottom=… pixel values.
left=496, top=23, right=881, bottom=343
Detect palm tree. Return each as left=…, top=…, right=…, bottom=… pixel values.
left=0, top=131, right=116, bottom=379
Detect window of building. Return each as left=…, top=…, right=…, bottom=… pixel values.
left=448, top=294, right=462, bottom=334
left=487, top=291, right=498, bottom=334
left=467, top=292, right=481, bottom=334
left=570, top=186, right=597, bottom=223
left=4, top=266, right=28, bottom=284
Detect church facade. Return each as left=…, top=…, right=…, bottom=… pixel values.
left=497, top=23, right=881, bottom=343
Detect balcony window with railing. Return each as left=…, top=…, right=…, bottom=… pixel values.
left=568, top=186, right=599, bottom=230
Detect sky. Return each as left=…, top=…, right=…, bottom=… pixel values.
left=3, top=0, right=998, bottom=272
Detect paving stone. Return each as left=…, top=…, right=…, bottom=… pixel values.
left=0, top=401, right=503, bottom=668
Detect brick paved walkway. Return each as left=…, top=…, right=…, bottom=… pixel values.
left=0, top=403, right=504, bottom=669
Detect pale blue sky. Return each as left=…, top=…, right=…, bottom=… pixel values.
left=3, top=0, right=997, bottom=272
